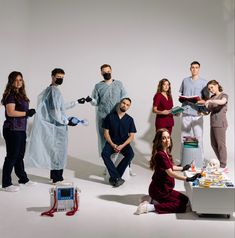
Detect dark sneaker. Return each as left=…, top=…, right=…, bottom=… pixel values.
left=114, top=178, right=125, bottom=187
left=109, top=177, right=116, bottom=186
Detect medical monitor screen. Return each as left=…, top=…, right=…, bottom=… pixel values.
left=60, top=188, right=71, bottom=198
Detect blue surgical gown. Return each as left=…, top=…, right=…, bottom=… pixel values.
left=91, top=80, right=127, bottom=154
left=25, top=85, right=77, bottom=170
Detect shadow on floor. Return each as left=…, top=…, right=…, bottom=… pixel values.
left=66, top=156, right=108, bottom=185
left=27, top=206, right=50, bottom=213
left=176, top=212, right=235, bottom=221
left=98, top=193, right=146, bottom=206
left=0, top=168, right=52, bottom=186
left=0, top=156, right=108, bottom=186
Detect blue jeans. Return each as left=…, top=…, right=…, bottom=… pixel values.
left=2, top=129, right=29, bottom=188
left=101, top=142, right=134, bottom=180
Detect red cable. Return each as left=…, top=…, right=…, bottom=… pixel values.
left=66, top=189, right=79, bottom=216
left=41, top=188, right=79, bottom=217
left=41, top=190, right=57, bottom=217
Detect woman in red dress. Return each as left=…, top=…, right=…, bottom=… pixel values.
left=152, top=79, right=174, bottom=134
left=135, top=129, right=201, bottom=215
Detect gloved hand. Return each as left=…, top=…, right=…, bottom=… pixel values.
left=182, top=164, right=191, bottom=171
left=77, top=98, right=86, bottom=104
left=186, top=173, right=202, bottom=182
left=68, top=117, right=77, bottom=126
left=85, top=96, right=92, bottom=102
left=26, top=108, right=36, bottom=117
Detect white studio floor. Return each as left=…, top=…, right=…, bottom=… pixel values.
left=0, top=147, right=234, bottom=238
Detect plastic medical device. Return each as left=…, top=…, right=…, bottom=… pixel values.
left=41, top=183, right=81, bottom=217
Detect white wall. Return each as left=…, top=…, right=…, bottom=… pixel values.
left=0, top=0, right=234, bottom=165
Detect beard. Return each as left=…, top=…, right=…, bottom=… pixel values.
left=120, top=107, right=126, bottom=112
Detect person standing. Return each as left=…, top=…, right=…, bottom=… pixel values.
left=205, top=80, right=228, bottom=168
left=87, top=64, right=136, bottom=175
left=135, top=129, right=200, bottom=214
left=179, top=61, right=208, bottom=164
left=88, top=64, right=127, bottom=155
left=152, top=78, right=174, bottom=134
left=101, top=98, right=137, bottom=187
left=25, top=68, right=85, bottom=183
left=1, top=71, right=36, bottom=192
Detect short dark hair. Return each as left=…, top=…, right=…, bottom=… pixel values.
left=51, top=68, right=65, bottom=76
left=120, top=97, right=132, bottom=104
left=100, top=64, right=112, bottom=71
left=190, top=61, right=200, bottom=67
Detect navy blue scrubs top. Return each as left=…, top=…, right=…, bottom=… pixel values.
left=102, top=111, right=137, bottom=144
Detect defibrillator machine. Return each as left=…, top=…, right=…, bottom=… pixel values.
left=41, top=183, right=81, bottom=217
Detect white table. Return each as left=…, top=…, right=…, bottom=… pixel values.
left=184, top=171, right=235, bottom=217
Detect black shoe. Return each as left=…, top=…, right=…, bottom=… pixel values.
left=113, top=178, right=125, bottom=187
left=109, top=177, right=116, bottom=186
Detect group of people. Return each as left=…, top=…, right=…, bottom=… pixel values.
left=1, top=64, right=136, bottom=192
left=1, top=61, right=229, bottom=216
left=135, top=61, right=228, bottom=215
left=152, top=61, right=228, bottom=169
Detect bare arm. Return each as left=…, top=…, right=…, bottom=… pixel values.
left=165, top=168, right=186, bottom=181
left=152, top=106, right=171, bottom=115
left=6, top=103, right=26, bottom=117
left=205, top=97, right=227, bottom=107
left=173, top=165, right=183, bottom=171
left=104, top=128, right=117, bottom=150
left=116, top=133, right=135, bottom=152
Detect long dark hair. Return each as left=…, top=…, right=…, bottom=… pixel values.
left=1, top=71, right=29, bottom=104
left=150, top=128, right=173, bottom=170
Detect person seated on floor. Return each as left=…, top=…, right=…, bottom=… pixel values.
left=101, top=98, right=137, bottom=187
left=135, top=128, right=201, bottom=215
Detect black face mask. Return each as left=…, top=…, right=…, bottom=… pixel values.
left=55, top=78, right=63, bottom=85
left=102, top=73, right=111, bottom=80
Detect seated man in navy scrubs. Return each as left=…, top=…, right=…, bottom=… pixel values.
left=101, top=98, right=137, bottom=187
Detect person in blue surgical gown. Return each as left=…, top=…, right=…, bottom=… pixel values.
left=88, top=64, right=127, bottom=155
left=86, top=64, right=136, bottom=176
left=25, top=68, right=85, bottom=183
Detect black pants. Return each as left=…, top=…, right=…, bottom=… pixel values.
left=50, top=169, right=63, bottom=183
left=2, top=129, right=29, bottom=188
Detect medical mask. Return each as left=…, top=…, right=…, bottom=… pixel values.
left=102, top=73, right=111, bottom=80
left=55, top=78, right=63, bottom=85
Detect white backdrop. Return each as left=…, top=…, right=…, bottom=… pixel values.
left=0, top=0, right=234, bottom=165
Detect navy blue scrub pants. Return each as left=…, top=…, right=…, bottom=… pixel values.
left=101, top=142, right=134, bottom=180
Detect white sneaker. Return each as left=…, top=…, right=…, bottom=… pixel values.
left=129, top=168, right=136, bottom=176
left=3, top=185, right=20, bottom=192
left=135, top=201, right=149, bottom=215
left=20, top=181, right=37, bottom=186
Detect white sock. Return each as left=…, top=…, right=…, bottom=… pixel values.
left=147, top=204, right=155, bottom=212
